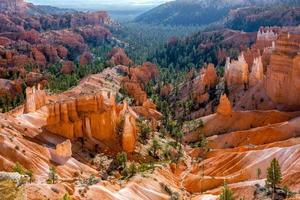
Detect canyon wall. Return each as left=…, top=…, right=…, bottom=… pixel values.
left=264, top=32, right=300, bottom=108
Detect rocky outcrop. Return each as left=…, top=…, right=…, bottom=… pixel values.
left=41, top=30, right=88, bottom=60
left=121, top=108, right=138, bottom=153
left=264, top=32, right=300, bottom=108
left=76, top=25, right=111, bottom=45
left=0, top=78, right=18, bottom=97
left=108, top=48, right=133, bottom=66
left=193, top=64, right=217, bottom=104
left=160, top=84, right=173, bottom=97
left=22, top=77, right=138, bottom=153
left=25, top=72, right=47, bottom=87
left=54, top=140, right=72, bottom=158
left=121, top=62, right=159, bottom=105
left=200, top=63, right=217, bottom=89
left=225, top=53, right=249, bottom=87
left=31, top=47, right=46, bottom=66
left=129, top=62, right=159, bottom=86
left=249, top=56, right=264, bottom=86
left=79, top=52, right=92, bottom=66
left=216, top=94, right=232, bottom=116
left=24, top=84, right=47, bottom=113
left=60, top=61, right=74, bottom=75
left=255, top=27, right=279, bottom=50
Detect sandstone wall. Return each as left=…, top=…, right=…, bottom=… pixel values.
left=264, top=33, right=300, bottom=107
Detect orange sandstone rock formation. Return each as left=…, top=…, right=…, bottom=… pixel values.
left=265, top=32, right=300, bottom=108
left=225, top=53, right=249, bottom=87
left=107, top=48, right=133, bottom=66
left=20, top=68, right=140, bottom=153
left=249, top=56, right=264, bottom=87
left=216, top=94, right=232, bottom=116
left=121, top=62, right=159, bottom=105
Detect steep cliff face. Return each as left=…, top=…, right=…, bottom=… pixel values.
left=265, top=32, right=300, bottom=108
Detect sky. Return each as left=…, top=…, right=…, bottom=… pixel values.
left=26, top=0, right=172, bottom=9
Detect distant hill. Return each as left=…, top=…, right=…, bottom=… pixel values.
left=135, top=0, right=300, bottom=27
left=33, top=5, right=76, bottom=14
left=225, top=6, right=300, bottom=32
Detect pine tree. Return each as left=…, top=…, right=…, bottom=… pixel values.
left=266, top=158, right=282, bottom=199
left=150, top=139, right=161, bottom=158
left=220, top=182, right=234, bottom=200
left=116, top=152, right=127, bottom=170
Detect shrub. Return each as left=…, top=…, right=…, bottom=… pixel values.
left=137, top=119, right=152, bottom=144
left=116, top=152, right=127, bottom=170
left=13, top=162, right=26, bottom=175
left=149, top=139, right=161, bottom=158
left=219, top=182, right=234, bottom=200
left=47, top=166, right=58, bottom=184
left=60, top=193, right=72, bottom=200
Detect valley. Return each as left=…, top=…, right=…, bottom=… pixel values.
left=0, top=0, right=299, bottom=200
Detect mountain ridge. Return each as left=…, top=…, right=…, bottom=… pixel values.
left=135, top=0, right=300, bottom=26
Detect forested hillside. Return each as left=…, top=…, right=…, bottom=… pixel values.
left=135, top=0, right=300, bottom=27
left=149, top=28, right=256, bottom=70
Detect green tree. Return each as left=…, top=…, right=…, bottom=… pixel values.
left=220, top=182, right=234, bottom=200
left=283, top=185, right=294, bottom=198
left=116, top=152, right=127, bottom=170
left=47, top=166, right=58, bottom=184
left=137, top=119, right=152, bottom=144
left=13, top=162, right=26, bottom=174
left=198, top=134, right=209, bottom=179
left=128, top=163, right=137, bottom=178
left=26, top=170, right=34, bottom=183
left=149, top=139, right=161, bottom=158
left=12, top=162, right=34, bottom=183
left=60, top=193, right=72, bottom=200
left=266, top=158, right=282, bottom=199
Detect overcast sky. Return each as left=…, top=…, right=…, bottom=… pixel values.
left=26, top=0, right=172, bottom=8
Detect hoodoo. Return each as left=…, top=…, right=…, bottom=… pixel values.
left=225, top=53, right=249, bottom=87
left=1, top=0, right=300, bottom=199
